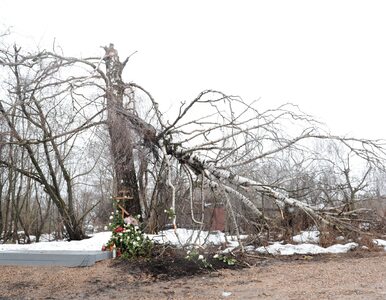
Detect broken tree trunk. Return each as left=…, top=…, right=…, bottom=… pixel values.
left=104, top=44, right=141, bottom=216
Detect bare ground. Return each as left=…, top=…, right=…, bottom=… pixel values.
left=1, top=251, right=386, bottom=300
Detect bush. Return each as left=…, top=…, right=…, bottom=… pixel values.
left=104, top=207, right=153, bottom=258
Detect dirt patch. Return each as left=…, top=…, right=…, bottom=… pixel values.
left=112, top=245, right=246, bottom=280
left=0, top=250, right=385, bottom=299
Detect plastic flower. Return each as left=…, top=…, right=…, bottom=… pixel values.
left=114, top=226, right=124, bottom=233
left=124, top=216, right=139, bottom=226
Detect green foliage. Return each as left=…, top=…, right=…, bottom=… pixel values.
left=105, top=204, right=152, bottom=258
left=214, top=254, right=237, bottom=266
left=164, top=207, right=176, bottom=220
left=185, top=248, right=212, bottom=269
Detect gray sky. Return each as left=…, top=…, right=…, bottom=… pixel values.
left=1, top=0, right=386, bottom=139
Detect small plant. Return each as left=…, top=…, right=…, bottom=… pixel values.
left=104, top=203, right=152, bottom=258
left=185, top=248, right=212, bottom=269
left=164, top=207, right=176, bottom=220
left=213, top=254, right=237, bottom=266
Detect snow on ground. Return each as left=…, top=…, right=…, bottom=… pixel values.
left=148, top=228, right=246, bottom=247
left=255, top=242, right=359, bottom=255
left=374, top=239, right=386, bottom=251
left=0, top=232, right=112, bottom=251
left=1, top=229, right=386, bottom=256
left=292, top=230, right=320, bottom=244
left=0, top=230, right=239, bottom=252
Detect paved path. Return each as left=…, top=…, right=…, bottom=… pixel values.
left=0, top=250, right=112, bottom=267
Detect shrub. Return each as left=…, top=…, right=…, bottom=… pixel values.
left=104, top=207, right=153, bottom=258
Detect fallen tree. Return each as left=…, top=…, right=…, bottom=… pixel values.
left=1, top=42, right=385, bottom=240
left=115, top=93, right=386, bottom=236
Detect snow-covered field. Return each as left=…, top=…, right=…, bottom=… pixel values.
left=0, top=232, right=111, bottom=251
left=1, top=229, right=386, bottom=256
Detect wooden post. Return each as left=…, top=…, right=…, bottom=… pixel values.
left=113, top=190, right=133, bottom=219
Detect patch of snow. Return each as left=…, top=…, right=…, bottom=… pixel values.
left=292, top=231, right=320, bottom=244
left=1, top=228, right=381, bottom=257
left=226, top=240, right=240, bottom=248
left=147, top=229, right=246, bottom=247
left=39, top=233, right=57, bottom=242
left=325, top=242, right=358, bottom=254
left=148, top=229, right=224, bottom=246
left=373, top=239, right=386, bottom=246
left=243, top=245, right=255, bottom=252
left=255, top=242, right=358, bottom=255
left=373, top=239, right=386, bottom=251
left=0, top=232, right=112, bottom=252
left=221, top=247, right=234, bottom=254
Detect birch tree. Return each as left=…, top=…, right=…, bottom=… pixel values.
left=1, top=42, right=385, bottom=240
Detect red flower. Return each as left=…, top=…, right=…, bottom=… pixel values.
left=114, top=226, right=124, bottom=233
left=101, top=245, right=106, bottom=251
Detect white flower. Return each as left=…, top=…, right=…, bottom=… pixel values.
left=111, top=211, right=114, bottom=215
left=109, top=216, right=113, bottom=220
left=108, top=223, right=112, bottom=226
left=136, top=236, right=141, bottom=241
left=119, top=233, right=123, bottom=236
left=187, top=250, right=191, bottom=255
left=198, top=255, right=204, bottom=260
left=104, top=226, right=108, bottom=231
left=213, top=254, right=219, bottom=258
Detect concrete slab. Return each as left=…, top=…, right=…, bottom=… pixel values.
left=0, top=250, right=112, bottom=267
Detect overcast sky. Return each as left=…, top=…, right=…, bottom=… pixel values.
left=1, top=0, right=386, bottom=139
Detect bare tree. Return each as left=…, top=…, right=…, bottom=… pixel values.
left=1, top=41, right=385, bottom=241
left=0, top=45, right=105, bottom=240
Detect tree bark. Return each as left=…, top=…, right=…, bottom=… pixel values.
left=103, top=44, right=141, bottom=216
